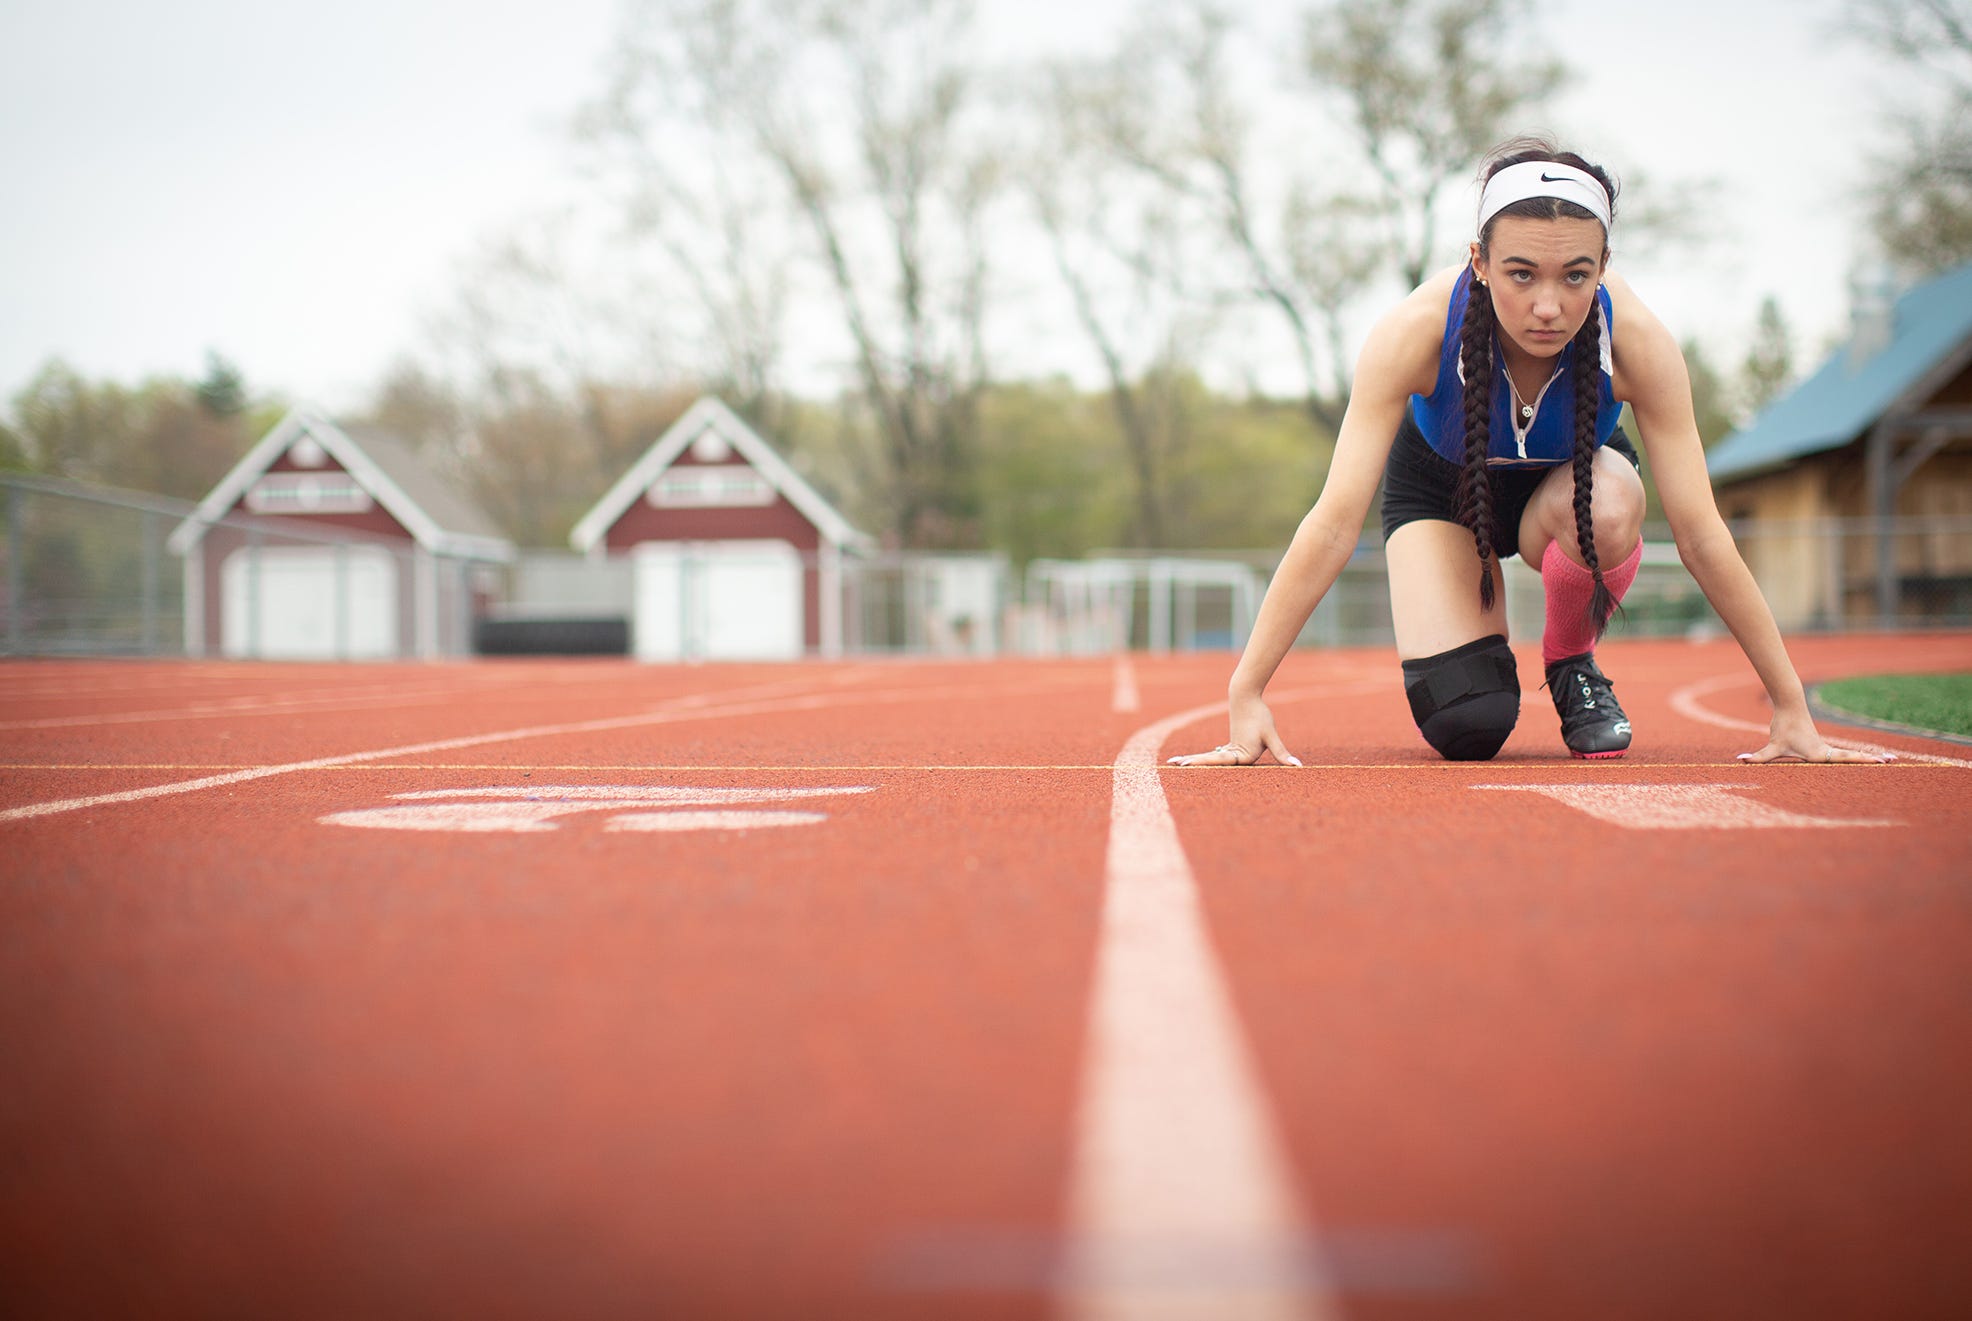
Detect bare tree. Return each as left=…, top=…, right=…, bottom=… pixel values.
left=1066, top=5, right=1359, bottom=430
left=575, top=22, right=794, bottom=433
left=1302, top=0, right=1567, bottom=289
left=1065, top=0, right=1560, bottom=430
left=585, top=0, right=1001, bottom=548
left=1844, top=0, right=1972, bottom=275
left=394, top=219, right=696, bottom=545
left=1023, top=57, right=1229, bottom=548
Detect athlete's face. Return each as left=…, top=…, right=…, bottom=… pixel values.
left=1469, top=216, right=1609, bottom=363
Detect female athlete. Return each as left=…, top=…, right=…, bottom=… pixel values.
left=1173, top=136, right=1886, bottom=767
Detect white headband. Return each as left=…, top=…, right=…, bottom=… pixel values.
left=1477, top=160, right=1612, bottom=233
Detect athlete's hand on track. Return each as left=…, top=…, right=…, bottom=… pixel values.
left=1168, top=693, right=1302, bottom=767
left=1736, top=710, right=1895, bottom=764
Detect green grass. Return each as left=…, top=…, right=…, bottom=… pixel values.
left=1814, top=672, right=1972, bottom=738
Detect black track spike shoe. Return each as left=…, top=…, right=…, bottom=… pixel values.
left=1545, top=652, right=1632, bottom=759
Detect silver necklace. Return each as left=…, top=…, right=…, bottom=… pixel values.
left=1505, top=370, right=1536, bottom=421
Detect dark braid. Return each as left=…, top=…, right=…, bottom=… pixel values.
left=1569, top=297, right=1620, bottom=636
left=1457, top=276, right=1498, bottom=611
left=1469, top=134, right=1623, bottom=621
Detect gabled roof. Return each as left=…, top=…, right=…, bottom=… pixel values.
left=1708, top=261, right=1972, bottom=482
left=569, top=395, right=872, bottom=554
left=168, top=408, right=514, bottom=561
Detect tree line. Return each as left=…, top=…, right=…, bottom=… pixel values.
left=3, top=0, right=1963, bottom=562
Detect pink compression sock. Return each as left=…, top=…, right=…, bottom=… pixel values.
left=1541, top=538, right=1642, bottom=664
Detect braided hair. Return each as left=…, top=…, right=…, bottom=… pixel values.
left=1457, top=136, right=1621, bottom=625
left=1569, top=290, right=1620, bottom=636
left=1456, top=275, right=1500, bottom=611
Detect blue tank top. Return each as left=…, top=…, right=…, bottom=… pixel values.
left=1409, top=266, right=1621, bottom=468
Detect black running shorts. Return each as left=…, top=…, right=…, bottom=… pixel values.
left=1379, top=410, right=1640, bottom=561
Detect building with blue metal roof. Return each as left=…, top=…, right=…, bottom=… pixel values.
left=1705, top=261, right=1972, bottom=624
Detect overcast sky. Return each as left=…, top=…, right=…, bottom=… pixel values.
left=0, top=0, right=1911, bottom=416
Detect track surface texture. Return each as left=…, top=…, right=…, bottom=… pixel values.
left=3, top=633, right=1969, bottom=1321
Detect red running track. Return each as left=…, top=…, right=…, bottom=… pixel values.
left=1, top=632, right=1969, bottom=1320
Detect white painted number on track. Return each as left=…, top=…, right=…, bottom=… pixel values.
left=1473, top=783, right=1900, bottom=830
left=320, top=785, right=874, bottom=834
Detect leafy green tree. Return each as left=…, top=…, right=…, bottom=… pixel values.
left=1680, top=338, right=1738, bottom=448
left=364, top=361, right=466, bottom=455
left=4, top=358, right=260, bottom=499
left=1182, top=388, right=1336, bottom=549
left=976, top=380, right=1128, bottom=565
left=0, top=419, right=31, bottom=472
left=1739, top=296, right=1795, bottom=419
left=7, top=360, right=139, bottom=483
left=195, top=351, right=248, bottom=417
left=127, top=384, right=258, bottom=500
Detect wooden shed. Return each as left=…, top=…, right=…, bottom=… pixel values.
left=1707, top=261, right=1972, bottom=623
left=168, top=409, right=513, bottom=659
left=569, top=396, right=872, bottom=660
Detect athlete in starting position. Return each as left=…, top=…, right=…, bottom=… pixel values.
left=1173, top=136, right=1886, bottom=768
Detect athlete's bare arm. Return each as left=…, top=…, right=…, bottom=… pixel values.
left=1169, top=267, right=1458, bottom=767
left=1605, top=274, right=1887, bottom=763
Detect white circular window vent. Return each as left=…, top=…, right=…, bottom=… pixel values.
left=689, top=428, right=732, bottom=462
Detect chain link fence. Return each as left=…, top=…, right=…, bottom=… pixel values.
left=6, top=475, right=1969, bottom=659
left=2, top=475, right=490, bottom=660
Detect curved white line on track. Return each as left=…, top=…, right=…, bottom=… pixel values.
left=1669, top=672, right=1972, bottom=768
left=1061, top=693, right=1339, bottom=1320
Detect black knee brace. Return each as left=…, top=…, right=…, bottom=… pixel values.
left=1401, top=634, right=1520, bottom=761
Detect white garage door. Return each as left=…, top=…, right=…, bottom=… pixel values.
left=221, top=544, right=399, bottom=659
left=632, top=541, right=803, bottom=662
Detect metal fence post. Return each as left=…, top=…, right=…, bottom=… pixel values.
left=140, top=508, right=160, bottom=655
left=246, top=527, right=261, bottom=659
left=6, top=484, right=23, bottom=654
left=334, top=542, right=350, bottom=661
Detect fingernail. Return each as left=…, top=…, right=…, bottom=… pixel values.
left=1287, top=757, right=1303, bottom=767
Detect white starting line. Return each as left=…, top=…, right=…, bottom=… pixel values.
left=1472, top=783, right=1900, bottom=829
left=321, top=784, right=874, bottom=833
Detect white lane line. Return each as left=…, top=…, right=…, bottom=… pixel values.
left=0, top=667, right=906, bottom=732
left=1669, top=673, right=1972, bottom=768
left=1060, top=697, right=1336, bottom=1320
left=0, top=674, right=1095, bottom=825
left=0, top=688, right=517, bottom=732
left=1112, top=654, right=1141, bottom=714
left=1473, top=783, right=1900, bottom=829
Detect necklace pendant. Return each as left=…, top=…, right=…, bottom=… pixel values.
left=1520, top=403, right=1534, bottom=419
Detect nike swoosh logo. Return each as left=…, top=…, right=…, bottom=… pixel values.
left=1541, top=172, right=1575, bottom=183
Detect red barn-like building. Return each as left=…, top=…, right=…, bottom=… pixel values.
left=168, top=409, right=513, bottom=660
left=570, top=397, right=871, bottom=660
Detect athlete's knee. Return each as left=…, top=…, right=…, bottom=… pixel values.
left=1589, top=450, right=1646, bottom=541
left=1400, top=634, right=1520, bottom=761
